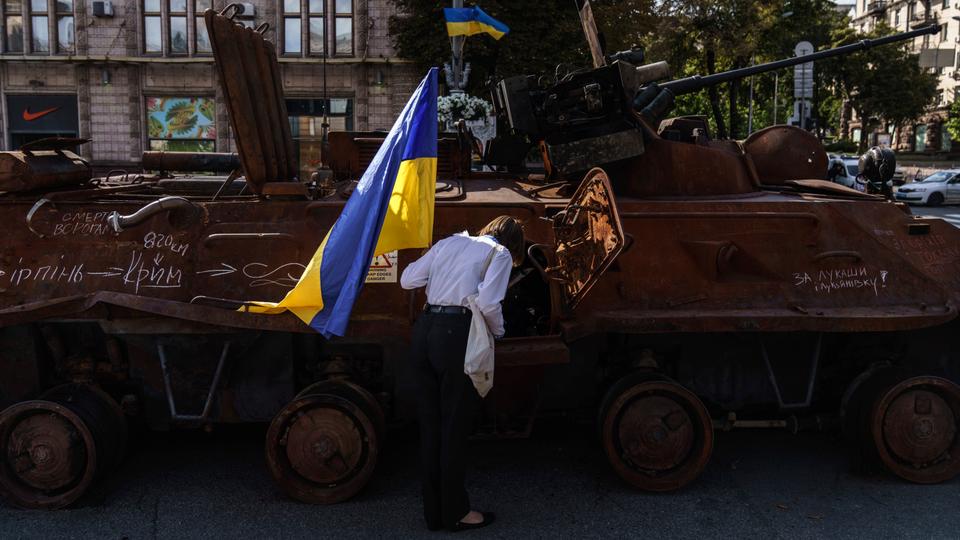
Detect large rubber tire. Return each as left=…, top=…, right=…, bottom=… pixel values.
left=927, top=192, right=944, bottom=206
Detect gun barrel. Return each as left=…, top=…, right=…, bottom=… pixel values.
left=660, top=24, right=939, bottom=96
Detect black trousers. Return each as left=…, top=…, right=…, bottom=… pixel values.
left=411, top=310, right=480, bottom=529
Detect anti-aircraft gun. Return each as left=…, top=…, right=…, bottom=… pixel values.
left=488, top=24, right=939, bottom=183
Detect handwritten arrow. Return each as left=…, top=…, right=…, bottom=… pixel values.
left=197, top=263, right=237, bottom=278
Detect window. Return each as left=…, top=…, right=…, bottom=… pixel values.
left=55, top=0, right=71, bottom=52
left=282, top=0, right=352, bottom=57
left=334, top=0, right=351, bottom=55
left=170, top=0, right=187, bottom=54
left=1, top=0, right=72, bottom=53
left=283, top=0, right=301, bottom=54
left=30, top=0, right=48, bottom=52
left=4, top=1, right=23, bottom=52
left=146, top=96, right=217, bottom=151
left=195, top=0, right=210, bottom=53
left=143, top=0, right=211, bottom=55
left=286, top=98, right=353, bottom=177
left=944, top=0, right=950, bottom=8
left=144, top=0, right=161, bottom=52
left=895, top=8, right=900, bottom=26
left=941, top=23, right=948, bottom=42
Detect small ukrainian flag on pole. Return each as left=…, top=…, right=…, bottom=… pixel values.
left=444, top=6, right=510, bottom=40
left=245, top=68, right=439, bottom=338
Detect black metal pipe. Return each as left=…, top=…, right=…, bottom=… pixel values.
left=660, top=25, right=939, bottom=96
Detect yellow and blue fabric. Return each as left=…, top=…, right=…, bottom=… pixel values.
left=246, top=68, right=438, bottom=338
left=444, top=6, right=509, bottom=40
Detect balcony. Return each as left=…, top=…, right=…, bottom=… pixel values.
left=867, top=1, right=887, bottom=15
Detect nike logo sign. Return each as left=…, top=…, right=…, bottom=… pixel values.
left=22, top=107, right=59, bottom=121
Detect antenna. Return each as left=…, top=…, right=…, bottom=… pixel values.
left=575, top=0, right=605, bottom=68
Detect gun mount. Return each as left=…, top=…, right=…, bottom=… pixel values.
left=489, top=25, right=939, bottom=183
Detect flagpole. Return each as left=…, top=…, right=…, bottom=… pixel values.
left=450, top=0, right=465, bottom=93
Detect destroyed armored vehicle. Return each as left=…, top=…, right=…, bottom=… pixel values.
left=1, top=6, right=958, bottom=509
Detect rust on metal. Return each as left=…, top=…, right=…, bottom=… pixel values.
left=266, top=389, right=380, bottom=504
left=0, top=384, right=125, bottom=509
left=1, top=12, right=960, bottom=509
left=599, top=374, right=713, bottom=492
left=871, top=376, right=960, bottom=483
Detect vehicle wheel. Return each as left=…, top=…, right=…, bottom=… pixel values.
left=0, top=384, right=127, bottom=509
left=841, top=365, right=899, bottom=473
left=598, top=372, right=713, bottom=492
left=871, top=376, right=960, bottom=484
left=295, top=380, right=385, bottom=442
left=265, top=391, right=380, bottom=504
left=927, top=192, right=944, bottom=206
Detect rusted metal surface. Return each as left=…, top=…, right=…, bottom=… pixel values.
left=0, top=148, right=90, bottom=193
left=871, top=376, right=960, bottom=484
left=141, top=151, right=240, bottom=173
left=266, top=388, right=380, bottom=504
left=1, top=7, right=960, bottom=510
left=743, top=126, right=829, bottom=185
left=0, top=384, right=125, bottom=509
left=327, top=132, right=470, bottom=181
left=205, top=9, right=296, bottom=192
left=599, top=374, right=713, bottom=491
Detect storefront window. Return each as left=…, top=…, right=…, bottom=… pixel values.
left=915, top=124, right=927, bottom=152
left=941, top=124, right=952, bottom=152
left=7, top=94, right=78, bottom=148
left=146, top=97, right=216, bottom=152
left=286, top=98, right=354, bottom=177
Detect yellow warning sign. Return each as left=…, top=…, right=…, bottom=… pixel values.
left=366, top=250, right=398, bottom=283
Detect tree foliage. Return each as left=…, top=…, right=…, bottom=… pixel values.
left=821, top=23, right=938, bottom=150
left=388, top=0, right=937, bottom=141
left=388, top=1, right=584, bottom=93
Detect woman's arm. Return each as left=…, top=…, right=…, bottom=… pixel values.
left=476, top=248, right=513, bottom=337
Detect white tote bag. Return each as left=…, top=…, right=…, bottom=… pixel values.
left=463, top=246, right=500, bottom=397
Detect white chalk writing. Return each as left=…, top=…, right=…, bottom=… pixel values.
left=52, top=211, right=111, bottom=237
left=142, top=231, right=189, bottom=256
left=6, top=257, right=84, bottom=286
left=793, top=266, right=888, bottom=296
left=120, top=251, right=184, bottom=294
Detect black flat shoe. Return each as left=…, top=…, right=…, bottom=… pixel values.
left=451, top=512, right=496, bottom=532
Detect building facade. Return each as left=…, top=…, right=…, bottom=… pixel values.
left=0, top=0, right=419, bottom=174
left=849, top=0, right=956, bottom=153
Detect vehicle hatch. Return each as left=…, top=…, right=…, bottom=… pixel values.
left=547, top=168, right=625, bottom=310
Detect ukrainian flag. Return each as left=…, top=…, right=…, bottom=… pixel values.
left=245, top=68, right=438, bottom=338
left=444, top=6, right=509, bottom=40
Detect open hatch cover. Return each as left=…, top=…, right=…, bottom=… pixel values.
left=548, top=168, right=625, bottom=310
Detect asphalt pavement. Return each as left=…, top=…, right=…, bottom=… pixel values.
left=912, top=204, right=960, bottom=228
left=2, top=420, right=959, bottom=540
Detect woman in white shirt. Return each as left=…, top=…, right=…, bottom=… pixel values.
left=400, top=215, right=524, bottom=532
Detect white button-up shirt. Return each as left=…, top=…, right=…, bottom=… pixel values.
left=400, top=232, right=513, bottom=337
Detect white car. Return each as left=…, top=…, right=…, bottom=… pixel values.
left=826, top=158, right=859, bottom=189
left=894, top=169, right=960, bottom=206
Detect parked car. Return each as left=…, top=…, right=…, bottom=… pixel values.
left=894, top=169, right=960, bottom=205
left=826, top=157, right=859, bottom=188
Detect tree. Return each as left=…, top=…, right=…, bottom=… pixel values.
left=822, top=24, right=938, bottom=151
left=947, top=100, right=960, bottom=144
left=388, top=1, right=585, bottom=94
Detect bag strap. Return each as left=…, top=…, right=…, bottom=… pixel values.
left=480, top=243, right=499, bottom=276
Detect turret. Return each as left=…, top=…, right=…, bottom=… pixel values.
left=487, top=24, right=939, bottom=186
